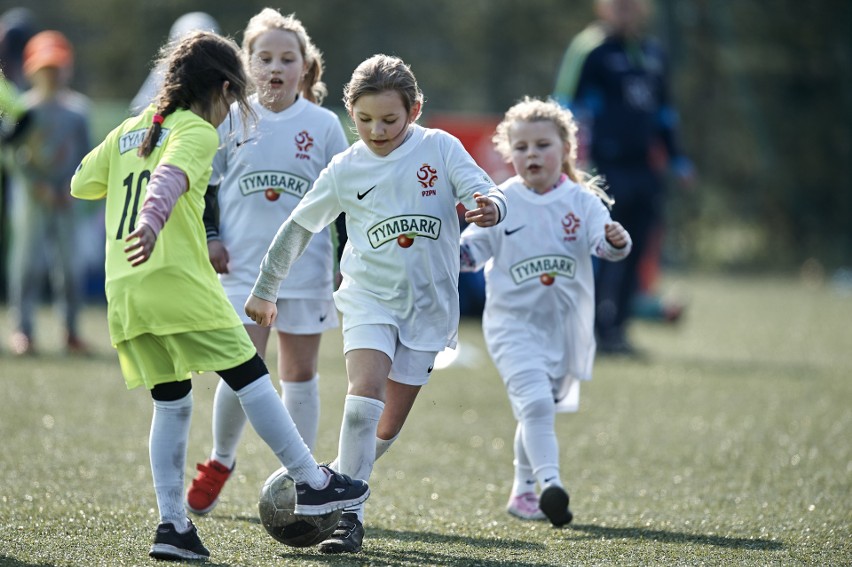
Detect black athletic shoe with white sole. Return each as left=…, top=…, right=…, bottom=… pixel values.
left=318, top=512, right=364, bottom=554
left=149, top=521, right=210, bottom=561
left=539, top=485, right=573, bottom=527
left=294, top=466, right=370, bottom=515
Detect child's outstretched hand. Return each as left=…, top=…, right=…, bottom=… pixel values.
left=125, top=224, right=157, bottom=267
left=245, top=295, right=277, bottom=327
left=464, top=192, right=500, bottom=227
left=605, top=222, right=629, bottom=249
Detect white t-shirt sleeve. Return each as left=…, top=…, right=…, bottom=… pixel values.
left=443, top=133, right=496, bottom=210
left=587, top=195, right=631, bottom=260
left=290, top=164, right=343, bottom=233
left=459, top=222, right=494, bottom=272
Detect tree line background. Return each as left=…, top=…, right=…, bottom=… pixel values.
left=5, top=0, right=851, bottom=275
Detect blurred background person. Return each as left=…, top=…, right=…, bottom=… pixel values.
left=4, top=30, right=91, bottom=355
left=0, top=7, right=38, bottom=305
left=553, top=0, right=694, bottom=355
left=128, top=11, right=220, bottom=115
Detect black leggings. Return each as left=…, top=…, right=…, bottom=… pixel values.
left=150, top=354, right=269, bottom=401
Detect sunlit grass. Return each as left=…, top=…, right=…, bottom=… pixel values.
left=1, top=273, right=850, bottom=565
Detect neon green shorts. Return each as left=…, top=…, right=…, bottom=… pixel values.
left=116, top=325, right=256, bottom=390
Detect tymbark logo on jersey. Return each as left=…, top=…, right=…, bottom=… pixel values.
left=119, top=128, right=171, bottom=154
left=239, top=171, right=311, bottom=201
left=510, top=255, right=576, bottom=285
left=368, top=215, right=441, bottom=249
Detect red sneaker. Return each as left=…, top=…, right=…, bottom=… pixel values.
left=186, top=459, right=233, bottom=514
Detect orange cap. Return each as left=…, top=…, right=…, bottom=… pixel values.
left=23, top=31, right=74, bottom=76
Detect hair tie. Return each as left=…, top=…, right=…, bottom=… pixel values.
left=152, top=114, right=165, bottom=125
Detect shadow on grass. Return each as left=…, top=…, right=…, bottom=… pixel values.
left=223, top=521, right=553, bottom=566
left=570, top=523, right=783, bottom=550
left=0, top=556, right=55, bottom=567
left=273, top=528, right=552, bottom=566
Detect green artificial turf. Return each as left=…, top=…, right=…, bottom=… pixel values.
left=1, top=273, right=850, bottom=566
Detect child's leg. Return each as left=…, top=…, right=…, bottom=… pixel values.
left=217, top=354, right=324, bottom=486
left=277, top=331, right=322, bottom=451
left=511, top=422, right=537, bottom=496
left=507, top=370, right=573, bottom=526
left=150, top=380, right=194, bottom=532
left=210, top=379, right=247, bottom=468
left=507, top=371, right=561, bottom=489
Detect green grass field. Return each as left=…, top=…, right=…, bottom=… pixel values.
left=1, top=273, right=850, bottom=566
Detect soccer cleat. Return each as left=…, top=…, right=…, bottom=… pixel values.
left=186, top=459, right=233, bottom=515
left=539, top=485, right=573, bottom=527
left=148, top=521, right=210, bottom=561
left=506, top=492, right=547, bottom=521
left=318, top=512, right=364, bottom=554
left=294, top=466, right=369, bottom=516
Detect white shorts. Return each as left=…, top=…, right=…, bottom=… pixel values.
left=228, top=294, right=338, bottom=334
left=342, top=324, right=438, bottom=386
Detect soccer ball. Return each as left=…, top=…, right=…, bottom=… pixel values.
left=258, top=466, right=341, bottom=547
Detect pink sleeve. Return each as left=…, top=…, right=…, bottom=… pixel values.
left=137, top=164, right=188, bottom=237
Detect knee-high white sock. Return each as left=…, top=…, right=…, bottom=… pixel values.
left=518, top=397, right=562, bottom=490
left=337, top=395, right=385, bottom=481
left=234, top=376, right=325, bottom=488
left=150, top=393, right=193, bottom=531
left=337, top=395, right=384, bottom=522
left=280, top=374, right=320, bottom=451
left=211, top=379, right=247, bottom=469
left=511, top=422, right=537, bottom=496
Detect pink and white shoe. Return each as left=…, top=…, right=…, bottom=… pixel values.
left=506, top=492, right=547, bottom=521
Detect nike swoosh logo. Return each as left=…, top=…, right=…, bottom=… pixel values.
left=357, top=185, right=376, bottom=200
left=427, top=365, right=434, bottom=373
left=319, top=314, right=328, bottom=322
left=504, top=226, right=525, bottom=236
left=544, top=476, right=556, bottom=484
left=236, top=137, right=256, bottom=147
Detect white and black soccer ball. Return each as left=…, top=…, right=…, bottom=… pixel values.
left=258, top=466, right=341, bottom=547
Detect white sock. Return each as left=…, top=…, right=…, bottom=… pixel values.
left=518, top=397, right=562, bottom=490
left=335, top=395, right=384, bottom=523
left=150, top=392, right=193, bottom=531
left=328, top=432, right=398, bottom=471
left=234, top=376, right=324, bottom=488
left=511, top=422, right=537, bottom=496
left=210, top=379, right=247, bottom=469
left=337, top=395, right=385, bottom=481
left=280, top=374, right=320, bottom=451
left=375, top=433, right=399, bottom=460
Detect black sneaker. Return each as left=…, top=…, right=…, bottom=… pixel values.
left=294, top=466, right=370, bottom=516
left=539, top=485, right=573, bottom=527
left=318, top=513, right=364, bottom=554
left=149, top=521, right=210, bottom=561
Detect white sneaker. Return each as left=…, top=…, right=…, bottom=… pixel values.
left=506, top=492, right=547, bottom=521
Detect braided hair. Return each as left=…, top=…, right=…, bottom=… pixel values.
left=138, top=31, right=252, bottom=158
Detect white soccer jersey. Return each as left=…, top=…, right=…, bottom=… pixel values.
left=460, top=175, right=626, bottom=405
left=211, top=96, right=348, bottom=301
left=291, top=124, right=499, bottom=351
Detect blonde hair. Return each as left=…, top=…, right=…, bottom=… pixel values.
left=241, top=8, right=327, bottom=104
left=343, top=54, right=424, bottom=120
left=493, top=96, right=613, bottom=207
